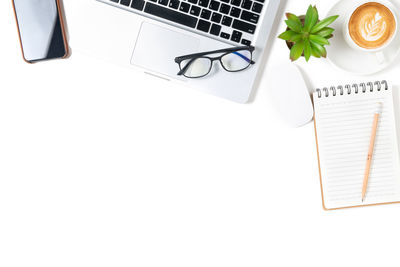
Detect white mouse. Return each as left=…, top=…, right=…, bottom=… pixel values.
left=267, top=63, right=314, bottom=128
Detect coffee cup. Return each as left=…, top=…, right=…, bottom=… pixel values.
left=343, top=0, right=398, bottom=64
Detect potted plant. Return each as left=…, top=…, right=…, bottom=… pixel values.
left=278, top=5, right=339, bottom=62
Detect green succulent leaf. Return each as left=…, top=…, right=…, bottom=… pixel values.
left=310, top=42, right=327, bottom=58
left=285, top=18, right=302, bottom=33
left=316, top=27, right=335, bottom=38
left=278, top=30, right=297, bottom=40
left=311, top=15, right=339, bottom=33
left=290, top=33, right=303, bottom=42
left=304, top=39, right=312, bottom=61
left=290, top=40, right=305, bottom=61
left=309, top=34, right=330, bottom=45
left=286, top=13, right=302, bottom=26
left=311, top=47, right=321, bottom=58
left=304, top=5, right=318, bottom=32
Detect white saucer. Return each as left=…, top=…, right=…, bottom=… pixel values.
left=326, top=0, right=400, bottom=75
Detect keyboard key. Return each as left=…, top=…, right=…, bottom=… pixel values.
left=198, top=0, right=209, bottom=7
left=231, top=0, right=241, bottom=6
left=200, top=9, right=212, bottom=19
left=241, top=0, right=252, bottom=10
left=231, top=30, right=242, bottom=42
left=209, top=0, right=220, bottom=11
left=159, top=0, right=169, bottom=6
left=110, top=0, right=119, bottom=2
left=221, top=16, right=233, bottom=26
left=211, top=12, right=222, bottom=23
left=210, top=24, right=222, bottom=36
left=131, top=0, right=145, bottom=10
left=241, top=10, right=259, bottom=24
left=252, top=2, right=263, bottom=13
left=188, top=0, right=198, bottom=4
left=220, top=4, right=230, bottom=14
left=230, top=7, right=241, bottom=17
left=144, top=3, right=198, bottom=28
left=220, top=32, right=230, bottom=39
left=232, top=19, right=256, bottom=33
left=120, top=0, right=131, bottom=6
left=255, top=0, right=264, bottom=2
left=169, top=0, right=180, bottom=9
left=241, top=39, right=251, bottom=45
left=190, top=5, right=201, bottom=16
left=179, top=2, right=190, bottom=12
left=221, top=0, right=230, bottom=2
left=197, top=19, right=211, bottom=32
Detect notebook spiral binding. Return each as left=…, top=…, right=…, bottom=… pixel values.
left=316, top=80, right=388, bottom=98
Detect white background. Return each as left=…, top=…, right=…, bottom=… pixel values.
left=1, top=0, right=400, bottom=267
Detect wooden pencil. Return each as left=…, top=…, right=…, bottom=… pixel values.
left=362, top=103, right=383, bottom=202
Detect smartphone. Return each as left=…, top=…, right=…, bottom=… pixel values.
left=12, top=0, right=68, bottom=63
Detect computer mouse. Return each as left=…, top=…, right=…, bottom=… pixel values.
left=267, top=63, right=314, bottom=128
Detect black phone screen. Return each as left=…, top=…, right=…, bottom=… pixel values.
left=13, top=0, right=67, bottom=62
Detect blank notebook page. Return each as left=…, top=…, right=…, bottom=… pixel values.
left=314, top=84, right=400, bottom=210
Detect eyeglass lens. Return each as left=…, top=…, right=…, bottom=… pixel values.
left=180, top=57, right=212, bottom=78
left=220, top=50, right=252, bottom=72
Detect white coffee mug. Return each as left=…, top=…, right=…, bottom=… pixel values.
left=343, top=0, right=398, bottom=64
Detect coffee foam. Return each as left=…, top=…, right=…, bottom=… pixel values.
left=349, top=2, right=396, bottom=49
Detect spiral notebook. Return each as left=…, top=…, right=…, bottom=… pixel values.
left=313, top=80, right=400, bottom=210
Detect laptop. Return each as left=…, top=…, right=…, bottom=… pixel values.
left=63, top=0, right=281, bottom=103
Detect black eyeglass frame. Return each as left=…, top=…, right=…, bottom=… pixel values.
left=174, top=46, right=256, bottom=78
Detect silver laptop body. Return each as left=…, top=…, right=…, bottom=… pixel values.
left=64, top=0, right=281, bottom=103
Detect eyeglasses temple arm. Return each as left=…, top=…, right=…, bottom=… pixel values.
left=232, top=52, right=256, bottom=64
left=175, top=46, right=254, bottom=62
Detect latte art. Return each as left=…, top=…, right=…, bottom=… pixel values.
left=361, top=13, right=387, bottom=41
left=349, top=2, right=396, bottom=49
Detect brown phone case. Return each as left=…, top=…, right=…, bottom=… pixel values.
left=11, top=0, right=69, bottom=63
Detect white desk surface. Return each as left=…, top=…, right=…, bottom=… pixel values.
left=1, top=1, right=400, bottom=267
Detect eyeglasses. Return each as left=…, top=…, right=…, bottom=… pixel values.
left=174, top=46, right=256, bottom=78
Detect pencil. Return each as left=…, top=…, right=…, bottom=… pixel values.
left=362, top=103, right=383, bottom=202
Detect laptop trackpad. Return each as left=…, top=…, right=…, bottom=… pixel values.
left=131, top=22, right=200, bottom=79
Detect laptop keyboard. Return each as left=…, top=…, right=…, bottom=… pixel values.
left=107, top=0, right=268, bottom=45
